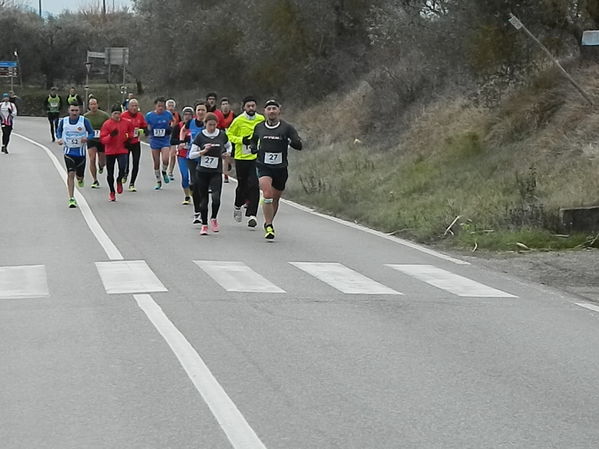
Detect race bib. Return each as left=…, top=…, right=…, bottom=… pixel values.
left=200, top=155, right=219, bottom=169
left=242, top=144, right=252, bottom=155
left=65, top=137, right=81, bottom=148
left=264, top=152, right=283, bottom=165
left=153, top=128, right=166, bottom=137
left=94, top=130, right=101, bottom=138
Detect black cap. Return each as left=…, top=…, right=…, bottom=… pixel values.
left=111, top=104, right=122, bottom=113
left=264, top=99, right=280, bottom=108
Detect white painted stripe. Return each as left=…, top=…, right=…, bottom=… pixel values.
left=282, top=200, right=469, bottom=266
left=0, top=265, right=49, bottom=299
left=14, top=133, right=124, bottom=261
left=576, top=303, right=599, bottom=313
left=133, top=294, right=268, bottom=449
left=290, top=262, right=400, bottom=295
left=194, top=261, right=285, bottom=293
left=96, top=260, right=167, bottom=294
left=386, top=264, right=516, bottom=298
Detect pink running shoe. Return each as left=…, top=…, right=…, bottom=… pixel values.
left=200, top=225, right=209, bottom=235
left=210, top=218, right=219, bottom=232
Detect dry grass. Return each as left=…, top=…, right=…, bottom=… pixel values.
left=287, top=64, right=599, bottom=249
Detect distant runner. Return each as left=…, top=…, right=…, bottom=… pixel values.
left=44, top=87, right=62, bottom=142
left=145, top=97, right=174, bottom=190
left=180, top=102, right=207, bottom=224
left=84, top=98, right=110, bottom=188
left=0, top=92, right=17, bottom=154
left=174, top=106, right=194, bottom=205
left=56, top=104, right=95, bottom=208
left=246, top=99, right=302, bottom=239
left=166, top=99, right=182, bottom=181
left=100, top=105, right=134, bottom=202
left=188, top=112, right=232, bottom=235
left=121, top=99, right=147, bottom=192
left=66, top=87, right=84, bottom=107
left=219, top=97, right=235, bottom=182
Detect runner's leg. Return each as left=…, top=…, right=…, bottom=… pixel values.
left=106, top=154, right=117, bottom=193
left=129, top=142, right=141, bottom=186
left=88, top=147, right=98, bottom=183
left=209, top=173, right=223, bottom=219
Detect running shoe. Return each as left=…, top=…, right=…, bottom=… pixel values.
left=210, top=218, right=219, bottom=232
left=68, top=197, right=77, bottom=208
left=116, top=182, right=123, bottom=194
left=98, top=166, right=104, bottom=174
left=77, top=179, right=84, bottom=188
left=162, top=171, right=170, bottom=184
left=247, top=216, right=257, bottom=228
left=233, top=207, right=242, bottom=223
left=109, top=192, right=116, bottom=202
left=91, top=180, right=100, bottom=189
left=264, top=224, right=275, bottom=240
left=128, top=184, right=136, bottom=192
left=193, top=213, right=201, bottom=224
left=182, top=197, right=191, bottom=205
left=200, top=225, right=209, bottom=235
left=121, top=175, right=127, bottom=184
left=1, top=146, right=7, bottom=154
left=223, top=174, right=229, bottom=183
left=168, top=172, right=175, bottom=181
left=154, top=181, right=162, bottom=190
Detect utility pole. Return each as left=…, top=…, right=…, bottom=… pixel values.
left=509, top=13, right=593, bottom=106
left=102, top=0, right=106, bottom=17
left=38, top=0, right=42, bottom=17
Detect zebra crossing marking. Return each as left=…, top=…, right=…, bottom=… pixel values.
left=95, top=260, right=168, bottom=294
left=0, top=265, right=49, bottom=299
left=194, top=261, right=285, bottom=293
left=386, top=264, right=517, bottom=298
left=290, top=262, right=401, bottom=295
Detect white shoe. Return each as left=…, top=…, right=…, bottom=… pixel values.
left=193, top=213, right=201, bottom=224
left=247, top=216, right=257, bottom=228
left=233, top=207, right=242, bottom=223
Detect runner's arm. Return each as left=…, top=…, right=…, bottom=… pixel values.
left=288, top=125, right=302, bottom=151
left=83, top=118, right=95, bottom=141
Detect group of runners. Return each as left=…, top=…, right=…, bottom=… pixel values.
left=50, top=91, right=303, bottom=240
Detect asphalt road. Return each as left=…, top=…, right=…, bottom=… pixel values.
left=2, top=117, right=599, bottom=449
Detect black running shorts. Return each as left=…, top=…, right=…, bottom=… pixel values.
left=257, top=165, right=289, bottom=192
left=87, top=139, right=104, bottom=152
left=64, top=155, right=86, bottom=178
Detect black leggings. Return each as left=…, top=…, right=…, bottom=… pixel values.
left=106, top=154, right=128, bottom=193
left=193, top=171, right=223, bottom=224
left=126, top=142, right=141, bottom=185
left=234, top=159, right=259, bottom=216
left=1, top=125, right=12, bottom=147
left=48, top=113, right=59, bottom=139
left=187, top=159, right=201, bottom=213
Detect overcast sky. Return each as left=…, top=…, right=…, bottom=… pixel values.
left=25, top=0, right=132, bottom=14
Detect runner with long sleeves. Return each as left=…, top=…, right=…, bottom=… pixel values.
left=166, top=99, right=182, bottom=181
left=188, top=113, right=232, bottom=235
left=246, top=99, right=302, bottom=239
left=180, top=102, right=207, bottom=223
left=0, top=93, right=17, bottom=153
left=84, top=98, right=110, bottom=188
left=56, top=104, right=95, bottom=208
left=173, top=106, right=194, bottom=205
left=145, top=97, right=174, bottom=190
left=121, top=99, right=147, bottom=192
left=100, top=105, right=134, bottom=202
left=219, top=97, right=235, bottom=182
left=226, top=96, right=264, bottom=228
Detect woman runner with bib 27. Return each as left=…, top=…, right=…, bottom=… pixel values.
left=188, top=113, right=232, bottom=235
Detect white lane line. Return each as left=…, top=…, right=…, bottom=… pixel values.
left=386, top=264, right=517, bottom=298
left=282, top=200, right=469, bottom=266
left=290, top=262, right=401, bottom=295
left=576, top=303, right=599, bottom=313
left=14, top=133, right=124, bottom=261
left=134, top=294, right=268, bottom=449
left=96, top=260, right=168, bottom=294
left=194, top=261, right=285, bottom=293
left=0, top=265, right=49, bottom=299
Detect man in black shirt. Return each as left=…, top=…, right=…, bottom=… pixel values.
left=245, top=99, right=302, bottom=240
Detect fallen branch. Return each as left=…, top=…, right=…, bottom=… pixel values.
left=444, top=215, right=461, bottom=237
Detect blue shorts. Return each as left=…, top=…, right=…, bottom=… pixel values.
left=150, top=137, right=170, bottom=150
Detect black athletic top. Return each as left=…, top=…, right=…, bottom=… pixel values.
left=249, top=120, right=302, bottom=169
